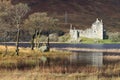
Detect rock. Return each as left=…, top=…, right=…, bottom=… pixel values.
left=39, top=45, right=49, bottom=52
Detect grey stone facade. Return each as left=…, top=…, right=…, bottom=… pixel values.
left=69, top=18, right=104, bottom=41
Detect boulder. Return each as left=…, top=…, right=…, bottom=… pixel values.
left=39, top=45, right=49, bottom=52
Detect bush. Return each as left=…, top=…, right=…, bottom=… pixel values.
left=49, top=33, right=58, bottom=42
left=108, top=32, right=120, bottom=42
left=39, top=35, right=47, bottom=42
left=58, top=33, right=70, bottom=42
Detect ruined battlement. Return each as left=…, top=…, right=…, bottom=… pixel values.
left=70, top=18, right=105, bottom=41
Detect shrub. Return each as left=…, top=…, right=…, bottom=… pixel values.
left=108, top=32, right=120, bottom=42
left=49, top=33, right=58, bottom=42
left=58, top=33, right=70, bottom=42
left=39, top=35, right=47, bottom=42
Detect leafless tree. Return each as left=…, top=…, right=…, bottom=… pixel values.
left=8, top=3, right=30, bottom=55
left=24, top=12, right=58, bottom=50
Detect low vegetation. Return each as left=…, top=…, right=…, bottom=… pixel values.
left=0, top=45, right=71, bottom=69
left=108, top=32, right=120, bottom=42
left=0, top=46, right=120, bottom=80
left=0, top=70, right=120, bottom=80
left=79, top=37, right=120, bottom=44
left=58, top=33, right=70, bottom=42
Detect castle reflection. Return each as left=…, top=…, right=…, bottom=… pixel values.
left=69, top=52, right=103, bottom=67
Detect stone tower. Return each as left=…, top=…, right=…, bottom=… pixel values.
left=91, top=18, right=104, bottom=39
left=69, top=24, right=79, bottom=41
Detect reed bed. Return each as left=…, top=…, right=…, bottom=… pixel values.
left=0, top=45, right=120, bottom=80
left=104, top=55, right=120, bottom=63
left=0, top=69, right=120, bottom=80
left=62, top=48, right=120, bottom=53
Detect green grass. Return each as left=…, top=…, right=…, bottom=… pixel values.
left=80, top=37, right=120, bottom=44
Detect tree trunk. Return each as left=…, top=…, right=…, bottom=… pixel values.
left=35, top=30, right=38, bottom=49
left=37, top=30, right=41, bottom=48
left=16, top=25, right=20, bottom=56
left=47, top=33, right=50, bottom=51
left=31, top=33, right=35, bottom=50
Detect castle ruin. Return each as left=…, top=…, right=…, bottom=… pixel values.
left=70, top=18, right=105, bottom=41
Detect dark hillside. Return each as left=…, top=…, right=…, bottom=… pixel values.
left=11, top=0, right=120, bottom=32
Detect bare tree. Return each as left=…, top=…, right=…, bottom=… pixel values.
left=24, top=12, right=58, bottom=50
left=8, top=3, right=30, bottom=55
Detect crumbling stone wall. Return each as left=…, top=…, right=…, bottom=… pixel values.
left=70, top=18, right=104, bottom=41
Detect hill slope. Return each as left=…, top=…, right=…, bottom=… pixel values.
left=12, top=0, right=120, bottom=32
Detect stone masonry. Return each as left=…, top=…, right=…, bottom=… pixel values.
left=69, top=18, right=105, bottom=41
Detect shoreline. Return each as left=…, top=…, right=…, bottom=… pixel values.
left=55, top=48, right=120, bottom=53
left=0, top=42, right=120, bottom=44
left=0, top=44, right=120, bottom=53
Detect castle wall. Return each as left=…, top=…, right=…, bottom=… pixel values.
left=69, top=18, right=104, bottom=40
left=70, top=29, right=79, bottom=41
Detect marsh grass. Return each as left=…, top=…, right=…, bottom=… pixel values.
left=0, top=45, right=71, bottom=70
left=0, top=45, right=120, bottom=80
left=62, top=47, right=120, bottom=53
left=0, top=69, right=120, bottom=80
left=104, top=55, right=120, bottom=63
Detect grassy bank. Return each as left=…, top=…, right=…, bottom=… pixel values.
left=80, top=37, right=120, bottom=44
left=0, top=62, right=120, bottom=80
left=0, top=69, right=120, bottom=80
left=62, top=48, right=120, bottom=53
left=0, top=45, right=120, bottom=80
left=0, top=45, right=71, bottom=70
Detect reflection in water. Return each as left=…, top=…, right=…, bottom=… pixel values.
left=69, top=52, right=103, bottom=67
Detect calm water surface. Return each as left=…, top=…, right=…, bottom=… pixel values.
left=0, top=43, right=120, bottom=67
left=0, top=43, right=120, bottom=49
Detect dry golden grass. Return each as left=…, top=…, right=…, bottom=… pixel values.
left=0, top=45, right=120, bottom=80
left=0, top=45, right=71, bottom=56
left=0, top=69, right=119, bottom=80
left=104, top=55, right=120, bottom=62
left=0, top=45, right=71, bottom=70
left=62, top=48, right=120, bottom=53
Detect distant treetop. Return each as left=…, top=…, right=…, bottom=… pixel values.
left=0, top=0, right=11, bottom=4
